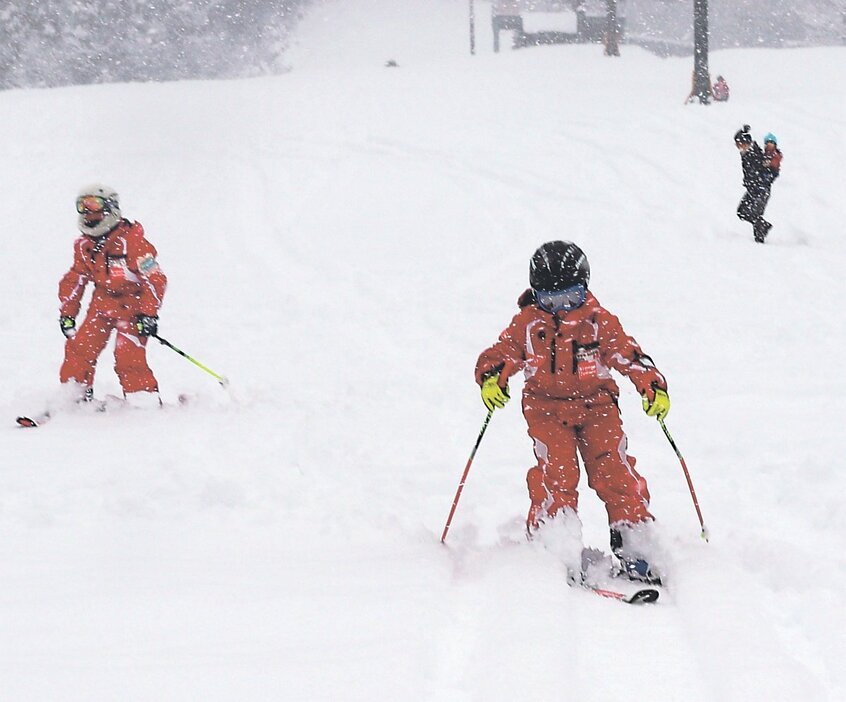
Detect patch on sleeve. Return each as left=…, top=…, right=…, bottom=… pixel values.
left=137, top=253, right=159, bottom=275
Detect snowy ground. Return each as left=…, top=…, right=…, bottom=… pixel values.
left=2, top=1, right=844, bottom=700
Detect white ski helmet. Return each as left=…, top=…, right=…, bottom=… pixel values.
left=76, top=183, right=121, bottom=238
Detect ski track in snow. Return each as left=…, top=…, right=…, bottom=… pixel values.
left=1, top=1, right=845, bottom=699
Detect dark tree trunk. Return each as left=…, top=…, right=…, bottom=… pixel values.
left=693, top=0, right=711, bottom=104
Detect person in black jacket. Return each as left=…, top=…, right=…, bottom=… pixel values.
left=734, top=125, right=773, bottom=243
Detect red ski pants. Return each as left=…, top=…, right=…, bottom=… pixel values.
left=60, top=309, right=158, bottom=394
left=523, top=394, right=653, bottom=529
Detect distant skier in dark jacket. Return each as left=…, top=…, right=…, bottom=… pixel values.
left=734, top=125, right=778, bottom=243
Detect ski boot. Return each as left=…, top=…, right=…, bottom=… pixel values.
left=124, top=391, right=163, bottom=409
left=753, top=220, right=772, bottom=243
left=75, top=386, right=107, bottom=413
left=615, top=555, right=663, bottom=586
left=610, top=528, right=663, bottom=586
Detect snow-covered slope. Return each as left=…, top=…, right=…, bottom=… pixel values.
left=2, top=1, right=844, bottom=700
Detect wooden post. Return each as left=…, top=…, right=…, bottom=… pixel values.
left=469, top=0, right=476, bottom=55
left=604, top=0, right=620, bottom=56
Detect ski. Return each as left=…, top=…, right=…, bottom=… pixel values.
left=581, top=582, right=659, bottom=604
left=568, top=547, right=661, bottom=604
left=15, top=396, right=110, bottom=428
left=567, top=571, right=659, bottom=604
left=15, top=393, right=191, bottom=427
left=16, top=412, right=51, bottom=428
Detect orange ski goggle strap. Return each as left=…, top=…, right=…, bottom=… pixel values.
left=76, top=195, right=108, bottom=213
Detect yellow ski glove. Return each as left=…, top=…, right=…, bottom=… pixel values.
left=642, top=388, right=670, bottom=420
left=481, top=374, right=510, bottom=411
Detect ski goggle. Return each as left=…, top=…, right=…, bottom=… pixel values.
left=76, top=195, right=108, bottom=214
left=535, top=283, right=586, bottom=313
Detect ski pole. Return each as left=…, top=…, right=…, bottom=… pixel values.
left=440, top=408, right=494, bottom=543
left=658, top=418, right=709, bottom=542
left=152, top=334, right=229, bottom=388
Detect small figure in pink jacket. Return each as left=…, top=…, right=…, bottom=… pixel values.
left=712, top=75, right=730, bottom=102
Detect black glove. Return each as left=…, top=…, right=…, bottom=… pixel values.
left=134, top=315, right=158, bottom=337
left=59, top=316, right=76, bottom=338
left=734, top=124, right=752, bottom=145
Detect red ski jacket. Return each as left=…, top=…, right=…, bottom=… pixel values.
left=476, top=290, right=667, bottom=402
left=712, top=79, right=730, bottom=102
left=59, top=220, right=167, bottom=319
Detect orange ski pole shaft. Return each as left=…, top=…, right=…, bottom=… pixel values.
left=659, top=418, right=709, bottom=542
left=441, top=409, right=494, bottom=543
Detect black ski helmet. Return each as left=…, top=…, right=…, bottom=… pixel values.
left=530, top=241, right=590, bottom=292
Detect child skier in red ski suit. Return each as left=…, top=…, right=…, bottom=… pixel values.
left=475, top=241, right=669, bottom=582
left=58, top=184, right=167, bottom=406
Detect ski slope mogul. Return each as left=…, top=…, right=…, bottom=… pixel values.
left=475, top=241, right=669, bottom=583
left=58, top=184, right=167, bottom=407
